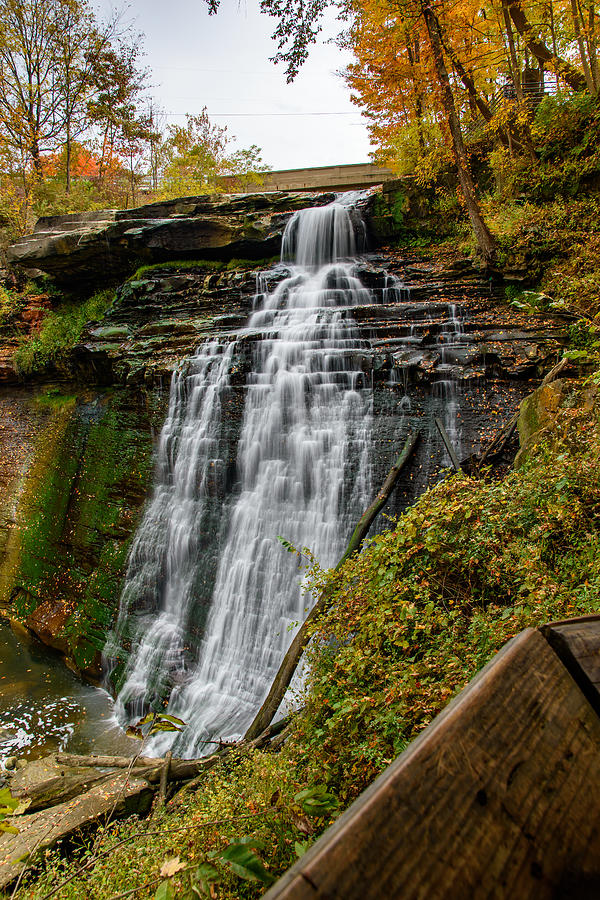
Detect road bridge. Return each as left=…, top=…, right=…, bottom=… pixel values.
left=221, top=162, right=395, bottom=193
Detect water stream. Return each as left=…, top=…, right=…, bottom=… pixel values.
left=0, top=621, right=133, bottom=766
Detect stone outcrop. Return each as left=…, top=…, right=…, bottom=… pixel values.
left=70, top=252, right=565, bottom=388
left=7, top=192, right=335, bottom=285
left=516, top=378, right=599, bottom=466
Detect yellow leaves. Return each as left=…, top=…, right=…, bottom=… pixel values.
left=160, top=856, right=186, bottom=878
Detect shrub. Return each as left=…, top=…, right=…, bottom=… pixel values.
left=13, top=288, right=114, bottom=375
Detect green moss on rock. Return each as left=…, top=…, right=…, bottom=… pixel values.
left=0, top=389, right=154, bottom=678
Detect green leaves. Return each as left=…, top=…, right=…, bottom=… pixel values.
left=0, top=787, right=19, bottom=835
left=188, top=862, right=220, bottom=897
left=295, top=841, right=310, bottom=858
left=277, top=535, right=297, bottom=553
left=154, top=881, right=176, bottom=900
left=294, top=786, right=339, bottom=817
left=127, top=712, right=187, bottom=739
left=217, top=837, right=275, bottom=885
left=563, top=348, right=591, bottom=362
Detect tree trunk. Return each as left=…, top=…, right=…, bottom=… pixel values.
left=29, top=132, right=43, bottom=181
left=244, top=430, right=420, bottom=742
left=571, top=0, right=596, bottom=92
left=421, top=1, right=497, bottom=265
left=548, top=0, right=561, bottom=94
left=66, top=124, right=72, bottom=194
left=407, top=37, right=426, bottom=154
left=587, top=0, right=600, bottom=91
left=434, top=417, right=461, bottom=471
left=336, top=430, right=420, bottom=568
left=442, top=38, right=528, bottom=155
left=507, top=0, right=587, bottom=91
left=502, top=1, right=524, bottom=101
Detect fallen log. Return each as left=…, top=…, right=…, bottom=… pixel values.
left=56, top=753, right=221, bottom=783
left=0, top=772, right=154, bottom=891
left=244, top=430, right=420, bottom=742
left=9, top=757, right=114, bottom=814
left=434, top=417, right=461, bottom=472
left=56, top=753, right=164, bottom=769
left=56, top=717, right=293, bottom=798
left=336, top=430, right=420, bottom=569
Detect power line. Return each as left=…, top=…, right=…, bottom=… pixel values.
left=154, top=66, right=276, bottom=75
left=164, top=111, right=363, bottom=117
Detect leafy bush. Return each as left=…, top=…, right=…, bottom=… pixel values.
left=31, top=176, right=111, bottom=217
left=291, top=384, right=600, bottom=802
left=0, top=285, right=19, bottom=325
left=13, top=288, right=114, bottom=375
left=488, top=93, right=600, bottom=203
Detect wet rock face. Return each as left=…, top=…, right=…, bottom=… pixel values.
left=0, top=387, right=160, bottom=679
left=7, top=192, right=336, bottom=285
left=74, top=250, right=566, bottom=390
left=74, top=265, right=261, bottom=385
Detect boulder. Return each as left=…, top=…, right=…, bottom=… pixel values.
left=515, top=378, right=573, bottom=466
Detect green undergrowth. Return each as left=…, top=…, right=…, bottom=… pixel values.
left=131, top=256, right=280, bottom=280
left=11, top=378, right=600, bottom=900
left=0, top=284, right=26, bottom=326
left=13, top=288, right=114, bottom=376
left=477, top=193, right=600, bottom=319
left=0, top=279, right=58, bottom=329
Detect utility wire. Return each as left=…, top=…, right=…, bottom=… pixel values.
left=163, top=111, right=363, bottom=117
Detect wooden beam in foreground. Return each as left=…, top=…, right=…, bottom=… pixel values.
left=265, top=626, right=600, bottom=899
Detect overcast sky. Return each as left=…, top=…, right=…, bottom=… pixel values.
left=96, top=0, right=374, bottom=170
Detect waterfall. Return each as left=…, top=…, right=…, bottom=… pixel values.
left=433, top=303, right=466, bottom=465
left=108, top=199, right=375, bottom=754
left=104, top=341, right=236, bottom=717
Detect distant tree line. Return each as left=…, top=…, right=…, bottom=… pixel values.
left=0, top=0, right=270, bottom=236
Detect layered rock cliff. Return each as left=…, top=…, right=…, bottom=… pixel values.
left=0, top=187, right=567, bottom=679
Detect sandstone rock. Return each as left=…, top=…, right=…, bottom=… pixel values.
left=7, top=191, right=336, bottom=285
left=515, top=378, right=573, bottom=466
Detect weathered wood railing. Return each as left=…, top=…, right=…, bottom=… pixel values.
left=265, top=614, right=600, bottom=899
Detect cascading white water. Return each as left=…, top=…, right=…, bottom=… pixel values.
left=109, top=199, right=375, bottom=754
left=105, top=341, right=236, bottom=718
left=433, top=303, right=466, bottom=464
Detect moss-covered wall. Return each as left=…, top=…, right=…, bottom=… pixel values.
left=0, top=387, right=156, bottom=678
left=366, top=177, right=466, bottom=245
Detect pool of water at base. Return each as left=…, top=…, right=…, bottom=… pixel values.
left=0, top=620, right=137, bottom=767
